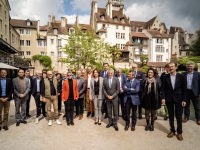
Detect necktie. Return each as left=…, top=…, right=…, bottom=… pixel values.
left=130, top=81, right=132, bottom=87
left=109, top=78, right=111, bottom=88
left=104, top=71, right=106, bottom=78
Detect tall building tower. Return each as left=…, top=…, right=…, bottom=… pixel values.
left=108, top=0, right=124, bottom=11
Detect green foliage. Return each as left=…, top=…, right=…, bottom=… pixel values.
left=141, top=66, right=149, bottom=74
left=32, top=54, right=52, bottom=69
left=109, top=65, right=116, bottom=72
left=121, top=68, right=131, bottom=75
left=178, top=57, right=198, bottom=69
left=108, top=45, right=122, bottom=65
left=140, top=55, right=148, bottom=67
left=191, top=29, right=200, bottom=56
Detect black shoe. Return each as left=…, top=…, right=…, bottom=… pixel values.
left=155, top=116, right=157, bottom=120
left=91, top=113, right=95, bottom=117
left=114, top=124, right=118, bottom=131
left=94, top=121, right=98, bottom=125
left=145, top=124, right=150, bottom=131
left=164, top=116, right=169, bottom=121
left=98, top=122, right=101, bottom=125
left=104, top=114, right=108, bottom=119
left=67, top=122, right=70, bottom=126
left=16, top=122, right=20, bottom=126
left=63, top=115, right=66, bottom=118
left=43, top=114, right=47, bottom=117
left=87, top=112, right=91, bottom=117
left=71, top=122, right=74, bottom=126
left=131, top=126, right=135, bottom=131
left=21, top=120, right=27, bottom=124
left=138, top=114, right=142, bottom=119
left=149, top=125, right=154, bottom=131
left=106, top=123, right=113, bottom=128
left=124, top=126, right=129, bottom=131
left=26, top=114, right=31, bottom=118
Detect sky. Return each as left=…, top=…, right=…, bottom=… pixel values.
left=9, top=0, right=200, bottom=34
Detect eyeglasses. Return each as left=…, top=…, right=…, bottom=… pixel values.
left=67, top=75, right=72, bottom=76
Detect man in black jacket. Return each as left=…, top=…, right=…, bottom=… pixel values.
left=0, top=69, right=13, bottom=131
left=182, top=62, right=200, bottom=125
left=162, top=62, right=187, bottom=141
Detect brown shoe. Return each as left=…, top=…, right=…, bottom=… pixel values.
left=177, top=134, right=183, bottom=141
left=3, top=126, right=9, bottom=131
left=167, top=132, right=175, bottom=138
left=182, top=118, right=188, bottom=123
left=74, top=115, right=79, bottom=119
left=197, top=120, right=200, bottom=125
left=79, top=115, right=83, bottom=120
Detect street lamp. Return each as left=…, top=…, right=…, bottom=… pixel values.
left=75, top=46, right=81, bottom=70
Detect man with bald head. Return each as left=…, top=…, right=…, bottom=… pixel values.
left=54, top=69, right=58, bottom=78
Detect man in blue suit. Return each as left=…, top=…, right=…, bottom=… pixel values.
left=115, top=68, right=127, bottom=119
left=132, top=63, right=144, bottom=119
left=123, top=70, right=140, bottom=131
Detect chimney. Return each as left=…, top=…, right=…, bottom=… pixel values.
left=174, top=32, right=179, bottom=42
left=94, top=1, right=97, bottom=13
left=52, top=16, right=55, bottom=23
left=76, top=16, right=79, bottom=28
left=109, top=3, right=112, bottom=18
left=66, top=18, right=68, bottom=24
left=122, top=7, right=125, bottom=15
left=61, top=17, right=66, bottom=27
left=48, top=15, right=51, bottom=27
left=184, top=31, right=189, bottom=44
left=106, top=3, right=110, bottom=17
left=37, top=20, right=40, bottom=34
left=128, top=17, right=130, bottom=24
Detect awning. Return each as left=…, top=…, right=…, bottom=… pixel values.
left=0, top=38, right=18, bottom=54
left=0, top=63, right=19, bottom=70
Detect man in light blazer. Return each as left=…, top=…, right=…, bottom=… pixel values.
left=103, top=68, right=120, bottom=131
left=75, top=70, right=86, bottom=120
left=123, top=71, right=140, bottom=131
left=13, top=69, right=30, bottom=126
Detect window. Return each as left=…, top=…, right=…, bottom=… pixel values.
left=160, top=39, right=162, bottom=43
left=0, top=20, right=2, bottom=31
left=20, top=40, right=24, bottom=46
left=51, top=52, right=54, bottom=57
left=101, top=16, right=104, bottom=20
left=179, top=52, right=182, bottom=55
left=175, top=46, right=177, bottom=49
left=41, top=52, right=45, bottom=55
left=58, top=52, right=62, bottom=58
left=27, top=22, right=30, bottom=26
left=156, top=55, right=163, bottom=62
left=116, top=33, right=120, bottom=38
left=26, top=29, right=30, bottom=34
left=186, top=52, right=190, bottom=56
left=51, top=39, right=54, bottom=44
left=5, top=38, right=7, bottom=42
left=114, top=17, right=117, bottom=22
left=5, top=25, right=7, bottom=34
left=157, top=39, right=159, bottom=43
left=5, top=11, right=6, bottom=19
left=69, top=29, right=75, bottom=34
left=185, top=46, right=189, bottom=49
left=105, top=33, right=107, bottom=38
left=20, top=29, right=24, bottom=34
left=121, top=44, right=125, bottom=50
left=116, top=25, right=118, bottom=29
left=121, top=19, right=124, bottom=23
left=26, top=40, right=31, bottom=46
left=116, top=44, right=120, bottom=48
left=26, top=51, right=31, bottom=56
left=102, top=24, right=106, bottom=29
left=123, top=26, right=125, bottom=30
left=121, top=33, right=125, bottom=39
left=19, top=51, right=24, bottom=56
left=58, top=39, right=61, bottom=47
left=54, top=29, right=57, bottom=34
left=38, top=41, right=42, bottom=46
left=44, top=41, right=47, bottom=46
left=166, top=49, right=168, bottom=53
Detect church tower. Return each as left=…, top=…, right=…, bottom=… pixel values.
left=108, top=0, right=124, bottom=11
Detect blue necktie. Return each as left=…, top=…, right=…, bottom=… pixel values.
left=130, top=81, right=132, bottom=87
left=109, top=78, right=111, bottom=88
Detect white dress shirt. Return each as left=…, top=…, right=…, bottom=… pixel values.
left=88, top=73, right=92, bottom=88
left=118, top=76, right=122, bottom=88
left=170, top=73, right=176, bottom=90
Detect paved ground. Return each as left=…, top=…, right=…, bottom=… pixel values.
left=1, top=97, right=200, bottom=150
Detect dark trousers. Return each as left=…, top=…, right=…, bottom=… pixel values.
left=65, top=98, right=75, bottom=122
left=26, top=91, right=32, bottom=115
left=118, top=93, right=125, bottom=118
left=75, top=98, right=84, bottom=115
left=125, top=98, right=137, bottom=126
left=58, top=95, right=62, bottom=111
left=102, top=100, right=108, bottom=115
left=106, top=99, right=118, bottom=125
left=166, top=99, right=183, bottom=134
left=137, top=92, right=142, bottom=115
left=184, top=90, right=200, bottom=120
left=34, top=93, right=46, bottom=118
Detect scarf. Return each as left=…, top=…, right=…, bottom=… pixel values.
left=146, top=77, right=156, bottom=94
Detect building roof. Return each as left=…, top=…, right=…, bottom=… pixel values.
left=145, top=29, right=169, bottom=38
left=40, top=25, right=48, bottom=31
left=167, top=34, right=174, bottom=39
left=169, top=26, right=185, bottom=34
left=178, top=33, right=190, bottom=50
left=125, top=41, right=134, bottom=46
left=161, top=23, right=167, bottom=31
left=95, top=8, right=130, bottom=26
left=131, top=32, right=149, bottom=38
left=147, top=62, right=168, bottom=67
left=130, top=21, right=146, bottom=29
left=10, top=19, right=38, bottom=29
left=189, top=34, right=193, bottom=39
left=146, top=16, right=156, bottom=29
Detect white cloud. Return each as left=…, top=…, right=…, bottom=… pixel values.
left=61, top=14, right=90, bottom=24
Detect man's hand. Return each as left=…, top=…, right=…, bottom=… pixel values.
left=89, top=98, right=93, bottom=101
left=182, top=102, right=186, bottom=107
left=58, top=93, right=60, bottom=96
left=162, top=99, right=165, bottom=105
left=110, top=96, right=113, bottom=99
left=42, top=97, right=46, bottom=103
left=120, top=88, right=124, bottom=93
left=131, top=88, right=135, bottom=90
left=125, top=86, right=127, bottom=89
left=20, top=94, right=24, bottom=98
left=108, top=96, right=112, bottom=100
left=76, top=98, right=78, bottom=101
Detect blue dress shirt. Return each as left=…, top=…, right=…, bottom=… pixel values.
left=0, top=78, right=6, bottom=96
left=187, top=72, right=193, bottom=89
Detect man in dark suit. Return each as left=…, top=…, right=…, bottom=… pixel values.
left=132, top=63, right=144, bottom=119
left=103, top=68, right=120, bottom=131
left=182, top=62, right=200, bottom=125
left=162, top=62, right=187, bottom=141
left=115, top=67, right=127, bottom=120
left=0, top=69, right=13, bottom=131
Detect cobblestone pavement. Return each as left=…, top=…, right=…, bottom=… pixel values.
left=1, top=97, right=200, bottom=150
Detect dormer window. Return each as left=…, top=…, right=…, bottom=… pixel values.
left=102, top=24, right=106, bottom=29
left=54, top=28, right=57, bottom=34
left=69, top=27, right=75, bottom=34
left=27, top=22, right=30, bottom=26
left=113, top=16, right=118, bottom=22
left=120, top=17, right=125, bottom=23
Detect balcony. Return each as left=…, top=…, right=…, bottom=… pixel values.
left=115, top=58, right=129, bottom=62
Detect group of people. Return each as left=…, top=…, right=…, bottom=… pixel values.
left=0, top=61, right=200, bottom=141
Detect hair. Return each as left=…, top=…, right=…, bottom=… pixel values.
left=129, top=70, right=136, bottom=76
left=87, top=66, right=92, bottom=69
left=42, top=69, right=47, bottom=73
left=116, top=67, right=121, bottom=72
left=68, top=68, right=72, bottom=71
left=165, top=63, right=169, bottom=68
left=132, top=63, right=138, bottom=67
left=93, top=68, right=100, bottom=77
left=18, top=69, right=24, bottom=73
left=108, top=68, right=114, bottom=73
left=56, top=73, right=61, bottom=77
left=41, top=72, right=47, bottom=80
left=103, top=63, right=109, bottom=67
left=186, top=61, right=195, bottom=66
left=0, top=69, right=7, bottom=73
left=81, top=69, right=86, bottom=72
left=148, top=68, right=158, bottom=79
left=67, top=72, right=72, bottom=75
left=25, top=70, right=30, bottom=73
left=169, top=62, right=177, bottom=67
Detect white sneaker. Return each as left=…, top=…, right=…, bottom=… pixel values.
left=55, top=119, right=61, bottom=125
left=48, top=120, right=52, bottom=126
left=36, top=118, right=39, bottom=124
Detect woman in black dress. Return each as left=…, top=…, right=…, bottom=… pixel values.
left=141, top=68, right=162, bottom=131
left=56, top=73, right=62, bottom=116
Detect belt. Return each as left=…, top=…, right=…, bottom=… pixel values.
left=88, top=88, right=90, bottom=89
left=1, top=96, right=7, bottom=98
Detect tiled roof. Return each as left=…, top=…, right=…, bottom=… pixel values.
left=167, top=34, right=174, bottom=39
left=147, top=62, right=168, bottom=67
left=170, top=26, right=185, bottom=34
left=145, top=29, right=169, bottom=38
left=10, top=19, right=38, bottom=29
left=130, top=21, right=146, bottom=28
left=131, top=32, right=149, bottom=38
left=126, top=41, right=134, bottom=46
left=161, top=23, right=167, bottom=31
left=145, top=16, right=156, bottom=29
left=98, top=28, right=107, bottom=33
left=40, top=25, right=48, bottom=31
left=178, top=33, right=190, bottom=49
left=95, top=8, right=130, bottom=26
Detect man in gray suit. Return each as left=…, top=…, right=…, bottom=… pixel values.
left=103, top=68, right=120, bottom=131
left=13, top=69, right=30, bottom=126
left=75, top=70, right=86, bottom=120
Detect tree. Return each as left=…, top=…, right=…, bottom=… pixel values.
left=191, top=29, right=200, bottom=56
left=140, top=55, right=148, bottom=67
left=60, top=26, right=111, bottom=69
left=108, top=45, right=122, bottom=66
left=178, top=57, right=199, bottom=70
left=32, top=54, right=52, bottom=69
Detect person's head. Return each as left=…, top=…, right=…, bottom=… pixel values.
left=18, top=69, right=25, bottom=78
left=0, top=69, right=7, bottom=79
left=165, top=64, right=170, bottom=73
left=93, top=69, right=100, bottom=78
left=128, top=71, right=136, bottom=80
left=103, top=63, right=109, bottom=71
left=42, top=72, right=47, bottom=79
left=35, top=71, right=40, bottom=78
left=54, top=69, right=58, bottom=75
left=87, top=66, right=92, bottom=74
left=147, top=68, right=157, bottom=79
left=81, top=69, right=86, bottom=77
left=108, top=68, right=114, bottom=78
left=76, top=70, right=82, bottom=78
left=63, top=71, right=67, bottom=79
left=186, top=62, right=195, bottom=73
left=169, top=62, right=177, bottom=74
left=116, top=68, right=122, bottom=77
left=42, top=70, right=47, bottom=74
left=56, top=73, right=61, bottom=80
left=25, top=70, right=30, bottom=78
left=132, top=63, right=138, bottom=71
left=68, top=68, right=72, bottom=72
left=47, top=71, right=53, bottom=79
left=67, top=72, right=72, bottom=79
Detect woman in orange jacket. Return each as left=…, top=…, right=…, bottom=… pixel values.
left=62, top=72, right=79, bottom=126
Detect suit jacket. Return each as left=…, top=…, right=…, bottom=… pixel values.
left=89, top=77, right=105, bottom=100
left=32, top=77, right=42, bottom=97
left=62, top=79, right=79, bottom=101
left=115, top=73, right=127, bottom=90
left=13, top=77, right=30, bottom=101
left=135, top=71, right=144, bottom=92
left=162, top=73, right=187, bottom=102
left=100, top=71, right=108, bottom=78
left=182, top=71, right=200, bottom=98
left=123, top=79, right=140, bottom=105
left=0, top=78, right=13, bottom=101
left=103, top=77, right=120, bottom=101
left=77, top=77, right=86, bottom=98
